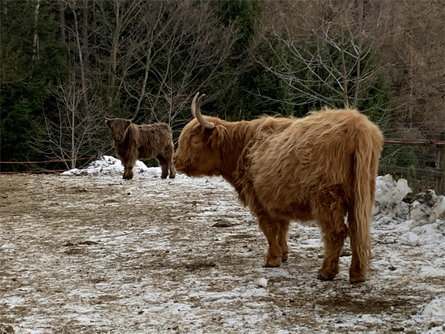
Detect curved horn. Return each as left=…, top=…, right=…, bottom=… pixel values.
left=191, top=92, right=214, bottom=129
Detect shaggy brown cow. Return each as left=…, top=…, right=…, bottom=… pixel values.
left=105, top=118, right=176, bottom=180
left=173, top=93, right=383, bottom=283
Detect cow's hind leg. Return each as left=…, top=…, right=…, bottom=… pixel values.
left=316, top=191, right=348, bottom=281
left=348, top=207, right=370, bottom=283
left=169, top=163, right=176, bottom=179
left=156, top=155, right=168, bottom=179
left=165, top=145, right=176, bottom=178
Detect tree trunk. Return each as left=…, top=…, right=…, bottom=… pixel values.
left=71, top=97, right=75, bottom=169
left=59, top=1, right=66, bottom=41
left=109, top=0, right=120, bottom=110
left=72, top=5, right=89, bottom=109
left=82, top=0, right=89, bottom=77
left=32, top=0, right=40, bottom=61
left=353, top=0, right=364, bottom=108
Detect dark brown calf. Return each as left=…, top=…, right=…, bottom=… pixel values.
left=105, top=118, right=176, bottom=180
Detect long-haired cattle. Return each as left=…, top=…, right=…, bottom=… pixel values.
left=173, top=93, right=383, bottom=283
left=106, top=118, right=176, bottom=180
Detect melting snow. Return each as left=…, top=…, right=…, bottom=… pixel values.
left=1, top=155, right=444, bottom=333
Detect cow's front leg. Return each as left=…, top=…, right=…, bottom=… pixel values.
left=123, top=165, right=134, bottom=180
left=278, top=219, right=290, bottom=262
left=258, top=214, right=282, bottom=267
left=123, top=159, right=135, bottom=180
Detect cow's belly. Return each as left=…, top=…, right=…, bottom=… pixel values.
left=138, top=147, right=155, bottom=160
left=266, top=201, right=314, bottom=222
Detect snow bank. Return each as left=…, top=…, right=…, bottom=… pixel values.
left=62, top=155, right=150, bottom=177
left=372, top=174, right=445, bottom=251
left=374, top=174, right=445, bottom=224
left=410, top=190, right=445, bottom=224
left=373, top=174, right=412, bottom=219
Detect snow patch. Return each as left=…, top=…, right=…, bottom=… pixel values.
left=255, top=277, right=268, bottom=288
left=62, top=155, right=151, bottom=177
left=3, top=158, right=445, bottom=333
left=422, top=296, right=445, bottom=321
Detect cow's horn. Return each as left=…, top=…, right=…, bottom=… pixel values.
left=192, top=92, right=214, bottom=129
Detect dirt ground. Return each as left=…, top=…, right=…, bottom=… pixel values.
left=0, top=173, right=444, bottom=333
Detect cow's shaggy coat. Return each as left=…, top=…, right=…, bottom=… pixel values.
left=173, top=93, right=383, bottom=283
left=106, top=118, right=176, bottom=180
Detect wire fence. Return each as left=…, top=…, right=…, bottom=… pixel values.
left=380, top=139, right=445, bottom=194
left=0, top=156, right=97, bottom=175
left=1, top=141, right=444, bottom=194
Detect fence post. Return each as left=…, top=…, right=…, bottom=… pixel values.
left=437, top=133, right=445, bottom=195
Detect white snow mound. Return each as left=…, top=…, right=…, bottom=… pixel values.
left=374, top=174, right=412, bottom=219
left=410, top=190, right=445, bottom=223
left=62, top=155, right=150, bottom=177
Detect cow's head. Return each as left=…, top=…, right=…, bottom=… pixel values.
left=105, top=118, right=131, bottom=142
left=173, top=93, right=227, bottom=177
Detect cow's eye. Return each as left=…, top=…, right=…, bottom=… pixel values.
left=191, top=137, right=202, bottom=148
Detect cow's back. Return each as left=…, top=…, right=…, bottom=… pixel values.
left=248, top=108, right=380, bottom=220
left=136, top=123, right=172, bottom=159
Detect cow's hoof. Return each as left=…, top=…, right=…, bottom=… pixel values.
left=282, top=252, right=289, bottom=262
left=264, top=262, right=281, bottom=268
left=265, top=256, right=282, bottom=267
left=169, top=174, right=176, bottom=179
left=317, top=269, right=337, bottom=281
left=349, top=273, right=366, bottom=284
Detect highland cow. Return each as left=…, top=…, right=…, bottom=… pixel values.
left=173, top=93, right=383, bottom=283
left=105, top=118, right=176, bottom=180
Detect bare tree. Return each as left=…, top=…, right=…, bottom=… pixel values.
left=367, top=0, right=445, bottom=140
left=93, top=0, right=237, bottom=129
left=256, top=0, right=390, bottom=123
left=40, top=77, right=106, bottom=169
left=67, top=0, right=89, bottom=110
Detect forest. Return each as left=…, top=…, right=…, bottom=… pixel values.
left=1, top=0, right=444, bottom=191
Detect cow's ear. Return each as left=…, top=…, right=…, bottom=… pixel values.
left=125, top=120, right=131, bottom=127
left=105, top=118, right=110, bottom=126
left=209, top=125, right=227, bottom=149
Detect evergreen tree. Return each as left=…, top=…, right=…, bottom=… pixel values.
left=207, top=0, right=297, bottom=120
left=1, top=1, right=66, bottom=165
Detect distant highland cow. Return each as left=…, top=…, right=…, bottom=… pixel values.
left=105, top=118, right=176, bottom=180
left=173, top=93, right=383, bottom=283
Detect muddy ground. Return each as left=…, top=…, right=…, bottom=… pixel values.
left=0, top=173, right=444, bottom=333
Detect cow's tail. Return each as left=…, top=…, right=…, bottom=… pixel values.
left=349, top=123, right=383, bottom=281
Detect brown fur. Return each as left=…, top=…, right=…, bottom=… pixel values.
left=105, top=118, right=176, bottom=180
left=174, top=105, right=383, bottom=283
